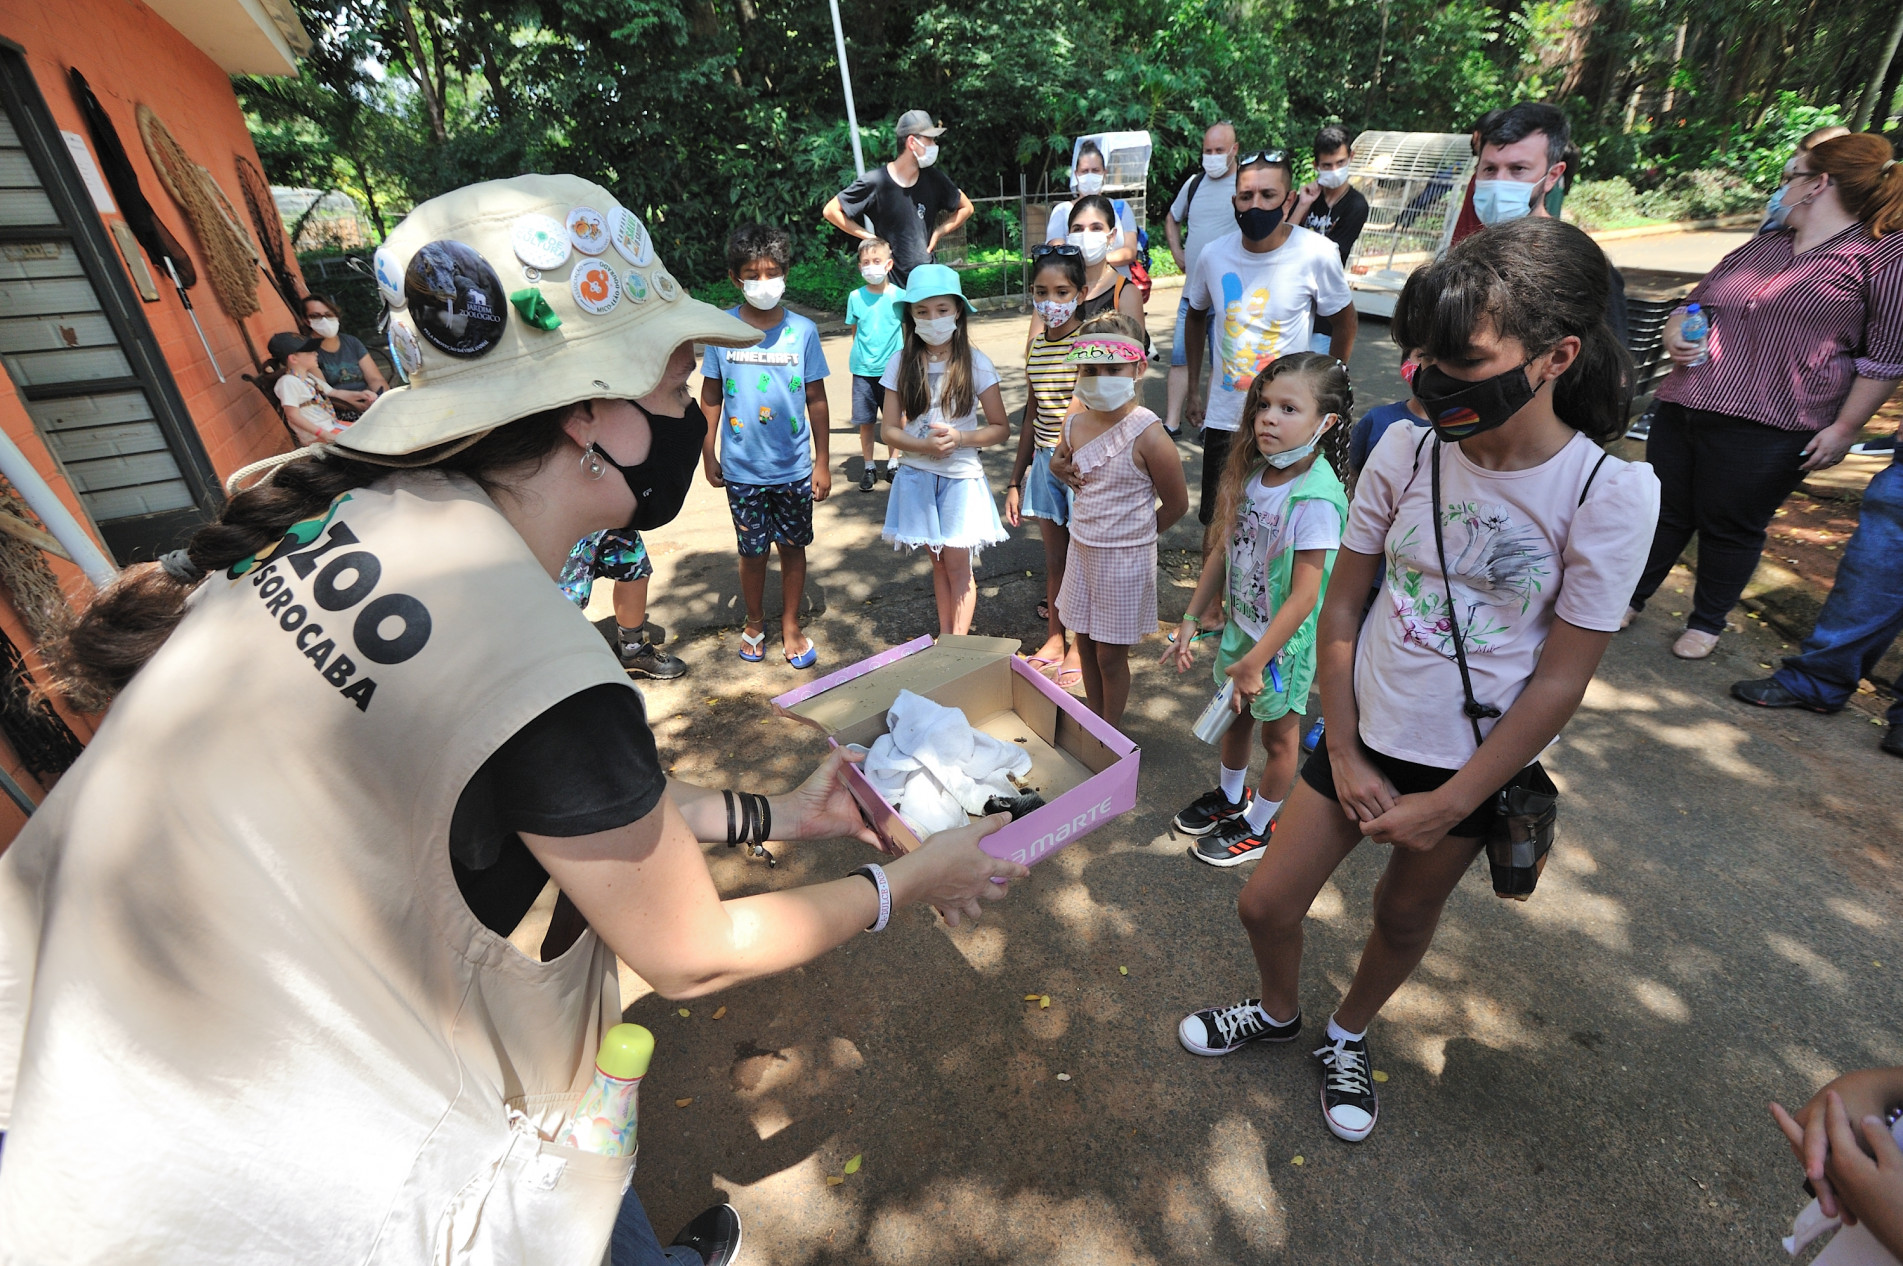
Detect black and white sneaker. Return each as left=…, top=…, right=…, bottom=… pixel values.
left=1178, top=998, right=1301, bottom=1056
left=1314, top=1032, right=1379, bottom=1142
left=619, top=638, right=688, bottom=680
left=1172, top=787, right=1253, bottom=837
left=858, top=466, right=877, bottom=492
left=1191, top=817, right=1273, bottom=867
left=1850, top=434, right=1897, bottom=456
left=667, top=1203, right=742, bottom=1266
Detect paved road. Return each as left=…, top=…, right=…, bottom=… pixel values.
left=1601, top=228, right=1754, bottom=275
left=573, top=283, right=1903, bottom=1264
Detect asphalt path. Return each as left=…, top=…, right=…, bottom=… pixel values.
left=558, top=272, right=1903, bottom=1264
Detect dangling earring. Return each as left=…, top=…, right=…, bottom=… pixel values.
left=582, top=446, right=605, bottom=479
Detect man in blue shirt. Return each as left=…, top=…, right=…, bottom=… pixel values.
left=699, top=224, right=831, bottom=669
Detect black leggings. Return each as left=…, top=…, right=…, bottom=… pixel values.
left=1629, top=402, right=1813, bottom=635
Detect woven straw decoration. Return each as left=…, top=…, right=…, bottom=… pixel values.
left=137, top=104, right=260, bottom=321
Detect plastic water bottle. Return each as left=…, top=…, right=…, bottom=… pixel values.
left=1681, top=303, right=1709, bottom=367
left=559, top=1023, right=654, bottom=1156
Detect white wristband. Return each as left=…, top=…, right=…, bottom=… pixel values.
left=852, top=865, right=891, bottom=933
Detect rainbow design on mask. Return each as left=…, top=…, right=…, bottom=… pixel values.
left=1433, top=405, right=1483, bottom=437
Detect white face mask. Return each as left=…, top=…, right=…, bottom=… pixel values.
left=860, top=262, right=890, bottom=285
left=915, top=141, right=940, bottom=168
left=1067, top=230, right=1110, bottom=266
left=1473, top=179, right=1541, bottom=226
left=914, top=313, right=959, bottom=346
left=1034, top=298, right=1078, bottom=329
left=1316, top=167, right=1350, bottom=190
left=1074, top=171, right=1105, bottom=195
left=1202, top=153, right=1231, bottom=178
left=1075, top=375, right=1137, bottom=411
left=309, top=317, right=340, bottom=338
left=741, top=276, right=786, bottom=310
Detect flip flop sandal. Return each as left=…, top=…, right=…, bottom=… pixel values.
left=786, top=640, right=819, bottom=670
left=1019, top=653, right=1062, bottom=670
left=738, top=630, right=765, bottom=662
left=1036, top=600, right=1051, bottom=621
left=1055, top=666, right=1084, bottom=691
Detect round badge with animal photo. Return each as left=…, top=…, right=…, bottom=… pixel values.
left=567, top=207, right=609, bottom=256
left=373, top=246, right=407, bottom=309
left=511, top=214, right=571, bottom=271
left=624, top=269, right=650, bottom=303
left=571, top=258, right=620, bottom=315
left=403, top=241, right=508, bottom=358
left=388, top=317, right=424, bottom=380
left=652, top=270, right=680, bottom=302
left=606, top=207, right=654, bottom=267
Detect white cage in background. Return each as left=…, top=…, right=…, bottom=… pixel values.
left=1342, top=131, right=1476, bottom=317
left=1070, top=130, right=1152, bottom=193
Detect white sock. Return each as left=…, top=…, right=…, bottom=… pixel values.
left=1326, top=1014, right=1365, bottom=1044
left=1219, top=764, right=1248, bottom=804
left=1243, top=795, right=1279, bottom=834
left=1259, top=1003, right=1297, bottom=1027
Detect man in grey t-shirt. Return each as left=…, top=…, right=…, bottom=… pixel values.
left=1164, top=122, right=1239, bottom=433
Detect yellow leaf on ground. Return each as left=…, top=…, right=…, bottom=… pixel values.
left=1372, top=1070, right=1389, bottom=1083
left=712, top=1006, right=727, bottom=1020
left=1040, top=995, right=1050, bottom=1009
left=825, top=1176, right=844, bottom=1186
left=1118, top=966, right=1128, bottom=975
left=844, top=1154, right=862, bottom=1175
left=1291, top=1155, right=1304, bottom=1166
left=675, top=1098, right=693, bottom=1107
left=678, top=1008, right=690, bottom=1017
left=1024, top=994, right=1041, bottom=1001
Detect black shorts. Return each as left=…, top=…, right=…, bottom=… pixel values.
left=1301, top=738, right=1540, bottom=839
left=1198, top=426, right=1235, bottom=525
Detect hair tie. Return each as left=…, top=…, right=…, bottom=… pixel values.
left=1886, top=159, right=1898, bottom=173
left=158, top=550, right=204, bottom=583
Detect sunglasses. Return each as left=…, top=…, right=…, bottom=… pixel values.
left=1238, top=149, right=1290, bottom=166
left=1030, top=243, right=1083, bottom=260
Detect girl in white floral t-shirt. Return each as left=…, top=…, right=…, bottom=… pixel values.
left=1175, top=217, right=1660, bottom=1146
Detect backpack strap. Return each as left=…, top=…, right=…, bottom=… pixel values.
left=1430, top=440, right=1499, bottom=748
left=1578, top=449, right=1611, bottom=506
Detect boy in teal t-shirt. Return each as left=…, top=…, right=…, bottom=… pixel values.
left=844, top=237, right=904, bottom=492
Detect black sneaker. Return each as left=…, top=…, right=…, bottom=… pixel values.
left=858, top=467, right=876, bottom=492
left=619, top=639, right=687, bottom=680
left=668, top=1203, right=742, bottom=1266
left=1178, top=998, right=1301, bottom=1056
left=879, top=462, right=896, bottom=483
left=1192, top=816, right=1273, bottom=867
left=1850, top=434, right=1896, bottom=456
left=1315, top=1031, right=1378, bottom=1142
left=1172, top=787, right=1253, bottom=837
left=1883, top=724, right=1903, bottom=759
left=1730, top=677, right=1837, bottom=713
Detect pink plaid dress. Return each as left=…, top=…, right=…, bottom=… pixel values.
left=1056, top=407, right=1163, bottom=645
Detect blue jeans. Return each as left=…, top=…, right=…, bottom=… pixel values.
left=611, top=1186, right=698, bottom=1265
left=1773, top=459, right=1903, bottom=726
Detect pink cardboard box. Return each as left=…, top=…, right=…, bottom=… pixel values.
left=771, top=634, right=1141, bottom=867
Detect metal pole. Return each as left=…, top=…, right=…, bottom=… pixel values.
left=0, top=429, right=117, bottom=588
left=829, top=0, right=866, bottom=178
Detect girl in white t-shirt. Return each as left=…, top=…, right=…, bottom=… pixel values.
left=1176, top=217, right=1661, bottom=1147
left=268, top=333, right=349, bottom=446
left=880, top=266, right=1010, bottom=635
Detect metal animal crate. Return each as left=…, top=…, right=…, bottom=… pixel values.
left=1343, top=131, right=1476, bottom=317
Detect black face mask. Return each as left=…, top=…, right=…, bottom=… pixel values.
left=590, top=402, right=707, bottom=531
left=1235, top=204, right=1285, bottom=240
left=1412, top=359, right=1538, bottom=441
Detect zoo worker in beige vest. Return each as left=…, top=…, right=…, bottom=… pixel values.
left=0, top=175, right=1024, bottom=1266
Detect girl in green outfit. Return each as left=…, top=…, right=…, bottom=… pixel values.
left=1162, top=353, right=1352, bottom=868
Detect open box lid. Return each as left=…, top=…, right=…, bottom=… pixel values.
left=773, top=634, right=1023, bottom=736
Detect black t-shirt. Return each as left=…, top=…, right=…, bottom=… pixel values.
left=1304, top=188, right=1370, bottom=341
left=449, top=683, right=666, bottom=937
left=835, top=165, right=962, bottom=281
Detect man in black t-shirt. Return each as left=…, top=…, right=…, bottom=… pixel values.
left=823, top=109, right=973, bottom=285
left=1287, top=124, right=1370, bottom=354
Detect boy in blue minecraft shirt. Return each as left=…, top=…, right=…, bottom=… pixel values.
left=699, top=223, right=830, bottom=668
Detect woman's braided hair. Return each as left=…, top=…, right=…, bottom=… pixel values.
left=42, top=408, right=576, bottom=705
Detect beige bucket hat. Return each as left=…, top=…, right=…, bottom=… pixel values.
left=335, top=173, right=758, bottom=458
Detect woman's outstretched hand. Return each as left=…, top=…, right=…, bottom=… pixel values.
left=902, top=812, right=1028, bottom=927
left=778, top=747, right=881, bottom=847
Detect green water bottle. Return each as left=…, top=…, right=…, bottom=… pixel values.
left=559, top=1023, right=654, bottom=1156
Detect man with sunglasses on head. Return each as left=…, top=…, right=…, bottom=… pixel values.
left=1182, top=148, right=1357, bottom=534
left=824, top=110, right=974, bottom=287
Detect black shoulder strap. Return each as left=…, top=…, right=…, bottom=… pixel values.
left=1400, top=427, right=1435, bottom=498
left=1430, top=440, right=1500, bottom=747
left=1578, top=449, right=1611, bottom=506
left=1183, top=170, right=1205, bottom=214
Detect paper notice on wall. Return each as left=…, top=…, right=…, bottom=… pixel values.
left=61, top=131, right=116, bottom=214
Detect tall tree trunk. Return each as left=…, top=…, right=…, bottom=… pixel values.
left=1661, top=20, right=1688, bottom=113
left=1856, top=0, right=1903, bottom=130
left=351, top=154, right=386, bottom=239
left=388, top=0, right=448, bottom=143
left=1878, top=19, right=1903, bottom=128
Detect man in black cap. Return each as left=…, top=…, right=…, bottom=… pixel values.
left=823, top=110, right=973, bottom=285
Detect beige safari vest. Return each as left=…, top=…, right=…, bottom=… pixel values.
left=0, top=473, right=639, bottom=1264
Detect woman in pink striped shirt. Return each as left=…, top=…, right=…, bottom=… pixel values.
left=1626, top=133, right=1903, bottom=659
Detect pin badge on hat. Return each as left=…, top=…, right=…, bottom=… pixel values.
left=607, top=207, right=654, bottom=266
left=403, top=240, right=508, bottom=358
left=512, top=214, right=570, bottom=271
left=571, top=258, right=620, bottom=315
left=624, top=269, right=650, bottom=303
left=374, top=246, right=407, bottom=308
left=653, top=271, right=680, bottom=302
left=567, top=207, right=608, bottom=256
left=389, top=317, right=424, bottom=378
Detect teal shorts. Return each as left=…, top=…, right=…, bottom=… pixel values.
left=1212, top=620, right=1313, bottom=722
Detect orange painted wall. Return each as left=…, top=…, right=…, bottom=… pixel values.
left=2, top=0, right=299, bottom=481
left=0, top=0, right=301, bottom=840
